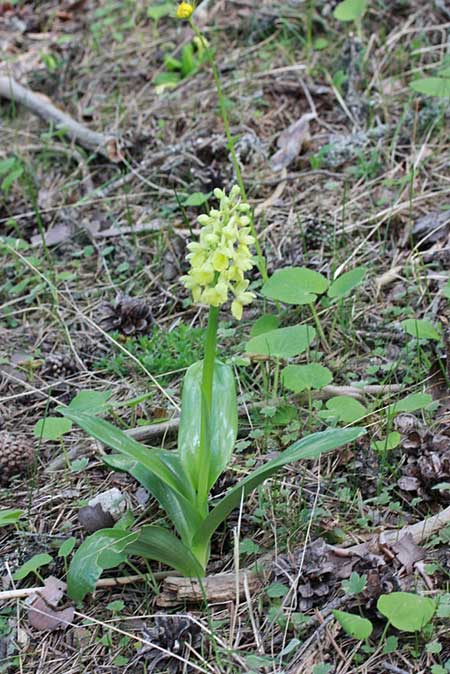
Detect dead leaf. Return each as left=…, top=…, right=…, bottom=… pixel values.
left=26, top=577, right=74, bottom=632
left=30, top=223, right=74, bottom=247
left=390, top=533, right=425, bottom=572
left=270, top=113, right=316, bottom=172
left=375, top=265, right=403, bottom=293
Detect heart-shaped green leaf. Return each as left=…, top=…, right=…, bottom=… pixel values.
left=246, top=325, right=316, bottom=359
left=377, top=592, right=436, bottom=632
left=282, top=363, right=333, bottom=392
left=262, top=267, right=328, bottom=305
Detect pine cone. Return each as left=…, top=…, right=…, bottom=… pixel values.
left=0, top=431, right=34, bottom=486
left=136, top=616, right=201, bottom=673
left=100, top=295, right=153, bottom=336
left=41, top=354, right=78, bottom=380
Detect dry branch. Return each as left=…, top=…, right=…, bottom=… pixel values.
left=0, top=76, right=120, bottom=162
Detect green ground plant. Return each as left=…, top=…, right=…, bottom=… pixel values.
left=57, top=186, right=364, bottom=600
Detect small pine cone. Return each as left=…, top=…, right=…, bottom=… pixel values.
left=41, top=354, right=78, bottom=380
left=0, top=431, right=34, bottom=486
left=100, top=295, right=153, bottom=336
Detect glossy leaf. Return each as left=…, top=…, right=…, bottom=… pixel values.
left=328, top=267, right=367, bottom=299
left=67, top=529, right=138, bottom=601
left=104, top=454, right=202, bottom=546
left=178, top=359, right=237, bottom=494
left=126, top=525, right=204, bottom=577
left=246, top=325, right=316, bottom=359
left=192, top=427, right=365, bottom=549
left=58, top=408, right=195, bottom=502
left=262, top=267, right=328, bottom=305
left=333, top=610, right=373, bottom=640
left=377, top=592, right=436, bottom=632
left=282, top=364, right=333, bottom=392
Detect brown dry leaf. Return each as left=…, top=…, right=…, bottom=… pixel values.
left=375, top=265, right=403, bottom=293
left=30, top=223, right=74, bottom=247
left=270, top=113, right=316, bottom=172
left=390, top=533, right=425, bottom=572
left=27, top=577, right=74, bottom=632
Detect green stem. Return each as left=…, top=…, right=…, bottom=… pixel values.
left=197, top=305, right=219, bottom=512
left=190, top=19, right=268, bottom=283
left=309, top=302, right=330, bottom=352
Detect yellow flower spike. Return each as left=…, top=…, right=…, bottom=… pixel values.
left=182, top=185, right=256, bottom=319
left=176, top=2, right=194, bottom=19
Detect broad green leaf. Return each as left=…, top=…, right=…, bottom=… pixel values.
left=371, top=431, right=401, bottom=452
left=126, top=525, right=204, bottom=577
left=179, top=359, right=237, bottom=494
left=192, top=427, right=365, bottom=549
left=325, top=396, right=367, bottom=423
left=334, top=0, right=367, bottom=21
left=13, top=553, right=53, bottom=580
left=333, top=610, right=373, bottom=640
left=262, top=267, right=328, bottom=305
left=387, top=392, right=433, bottom=416
left=246, top=325, right=316, bottom=359
left=401, top=318, right=441, bottom=341
left=249, top=314, right=280, bottom=338
left=58, top=408, right=195, bottom=502
left=66, top=390, right=113, bottom=414
left=282, top=363, right=333, bottom=392
left=104, top=454, right=202, bottom=546
left=328, top=267, right=367, bottom=299
left=377, top=592, right=436, bottom=632
left=183, top=191, right=211, bottom=207
left=67, top=529, right=138, bottom=601
left=180, top=43, right=195, bottom=77
left=410, top=77, right=450, bottom=98
left=0, top=508, right=23, bottom=527
left=34, top=416, right=72, bottom=440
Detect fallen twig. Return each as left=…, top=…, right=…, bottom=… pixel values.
left=0, top=76, right=120, bottom=162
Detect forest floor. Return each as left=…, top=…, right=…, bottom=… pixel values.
left=1, top=0, right=450, bottom=672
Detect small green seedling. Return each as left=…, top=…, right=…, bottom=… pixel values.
left=13, top=553, right=53, bottom=582
left=341, top=571, right=367, bottom=596
left=377, top=592, right=436, bottom=632
left=401, top=318, right=441, bottom=341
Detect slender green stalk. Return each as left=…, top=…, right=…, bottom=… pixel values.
left=197, top=305, right=219, bottom=513
left=309, top=302, right=330, bottom=352
left=189, top=19, right=268, bottom=283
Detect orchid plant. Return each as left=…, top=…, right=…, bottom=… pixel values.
left=59, top=186, right=364, bottom=601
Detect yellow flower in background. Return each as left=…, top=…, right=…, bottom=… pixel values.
left=181, top=186, right=256, bottom=319
left=176, top=2, right=194, bottom=19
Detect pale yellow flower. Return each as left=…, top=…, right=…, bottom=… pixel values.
left=176, top=2, right=194, bottom=19
left=182, top=185, right=255, bottom=319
